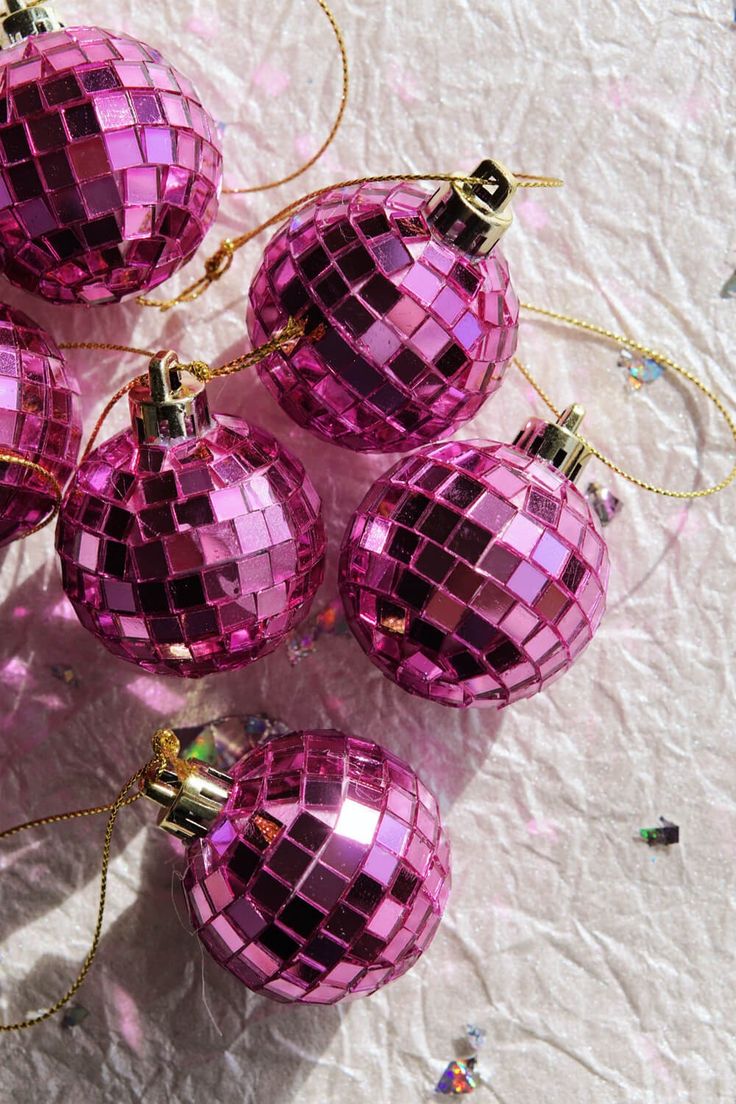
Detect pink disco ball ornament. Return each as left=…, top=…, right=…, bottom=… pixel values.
left=339, top=407, right=610, bottom=708
left=143, top=729, right=451, bottom=1005
left=0, top=3, right=222, bottom=305
left=55, top=351, right=325, bottom=676
left=247, top=160, right=520, bottom=452
left=0, top=300, right=81, bottom=545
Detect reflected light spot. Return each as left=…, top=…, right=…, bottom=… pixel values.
left=334, top=799, right=380, bottom=845
left=127, top=676, right=186, bottom=713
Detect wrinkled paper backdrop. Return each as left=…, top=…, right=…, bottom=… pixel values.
left=1, top=1, right=735, bottom=1101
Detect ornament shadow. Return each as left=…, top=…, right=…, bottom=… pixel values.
left=2, top=325, right=502, bottom=990
left=1, top=825, right=346, bottom=1104
left=523, top=316, right=715, bottom=614
left=0, top=556, right=211, bottom=942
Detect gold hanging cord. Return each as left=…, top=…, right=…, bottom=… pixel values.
left=517, top=301, right=736, bottom=499
left=137, top=171, right=564, bottom=312
left=0, top=730, right=189, bottom=1033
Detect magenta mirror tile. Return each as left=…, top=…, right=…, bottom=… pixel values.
left=55, top=416, right=325, bottom=677
left=0, top=302, right=81, bottom=545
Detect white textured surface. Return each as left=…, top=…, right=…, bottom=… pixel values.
left=1, top=1, right=735, bottom=1101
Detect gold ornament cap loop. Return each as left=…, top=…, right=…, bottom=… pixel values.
left=424, top=159, right=518, bottom=255
left=0, top=0, right=63, bottom=46
left=513, top=403, right=592, bottom=483
left=142, top=760, right=234, bottom=842
left=129, top=350, right=212, bottom=445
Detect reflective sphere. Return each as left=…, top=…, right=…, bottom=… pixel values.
left=183, top=729, right=451, bottom=1004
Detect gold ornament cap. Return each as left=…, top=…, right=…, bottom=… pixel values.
left=142, top=759, right=234, bottom=842
left=513, top=404, right=592, bottom=483
left=129, top=350, right=211, bottom=445
left=424, top=159, right=518, bottom=256
left=0, top=0, right=63, bottom=46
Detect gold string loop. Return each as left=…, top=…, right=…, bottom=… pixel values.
left=0, top=451, right=64, bottom=538
left=223, top=0, right=349, bottom=196
left=518, top=301, right=736, bottom=500
left=61, top=324, right=300, bottom=464
left=80, top=374, right=147, bottom=464
left=0, top=729, right=185, bottom=1033
left=182, top=316, right=305, bottom=382
left=137, top=170, right=563, bottom=312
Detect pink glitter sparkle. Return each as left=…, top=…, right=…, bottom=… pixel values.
left=0, top=26, right=222, bottom=304
left=247, top=179, right=518, bottom=452
left=339, top=438, right=609, bottom=708
left=183, top=729, right=451, bottom=1004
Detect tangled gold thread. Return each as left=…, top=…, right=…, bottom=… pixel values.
left=0, top=730, right=187, bottom=1032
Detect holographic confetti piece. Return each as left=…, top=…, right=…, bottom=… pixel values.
left=285, top=598, right=350, bottom=665
left=720, top=271, right=736, bottom=299
left=585, top=483, right=623, bottom=527
left=50, top=663, right=79, bottom=688
left=61, top=1004, right=89, bottom=1029
left=175, top=714, right=290, bottom=772
left=618, top=348, right=664, bottom=390
left=639, top=817, right=679, bottom=846
left=466, top=1025, right=487, bottom=1051
left=436, top=1058, right=478, bottom=1095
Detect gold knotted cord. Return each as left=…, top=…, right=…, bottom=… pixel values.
left=136, top=172, right=564, bottom=312
left=222, top=0, right=350, bottom=196
left=0, top=730, right=186, bottom=1033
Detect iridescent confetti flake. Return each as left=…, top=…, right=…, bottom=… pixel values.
left=61, top=1004, right=89, bottom=1029
left=50, top=663, right=79, bottom=688
left=639, top=817, right=679, bottom=846
left=618, top=348, right=664, bottom=390
left=585, top=482, right=622, bottom=527
left=466, top=1024, right=487, bottom=1051
left=436, top=1058, right=477, bottom=1095
left=720, top=271, right=736, bottom=299
left=176, top=713, right=290, bottom=771
left=285, top=598, right=349, bottom=665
